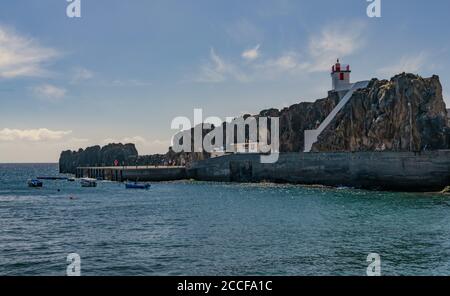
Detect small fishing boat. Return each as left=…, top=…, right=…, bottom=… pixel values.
left=28, top=179, right=43, bottom=188
left=37, top=176, right=68, bottom=180
left=67, top=177, right=76, bottom=182
left=81, top=178, right=97, bottom=187
left=125, top=182, right=151, bottom=190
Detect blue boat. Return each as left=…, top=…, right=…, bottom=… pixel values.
left=28, top=179, right=43, bottom=188
left=37, top=176, right=68, bottom=180
left=125, top=182, right=151, bottom=190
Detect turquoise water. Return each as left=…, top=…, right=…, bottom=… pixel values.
left=1, top=163, right=450, bottom=276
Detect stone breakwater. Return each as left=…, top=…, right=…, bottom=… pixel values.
left=61, top=72, right=450, bottom=191
left=187, top=151, right=450, bottom=192
left=60, top=73, right=449, bottom=172
left=75, top=151, right=450, bottom=192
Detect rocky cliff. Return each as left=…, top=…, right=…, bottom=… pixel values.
left=211, top=73, right=449, bottom=153
left=59, top=143, right=139, bottom=173
left=59, top=73, right=449, bottom=171
left=313, top=73, right=449, bottom=151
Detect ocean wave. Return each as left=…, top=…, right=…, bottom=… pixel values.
left=0, top=195, right=45, bottom=202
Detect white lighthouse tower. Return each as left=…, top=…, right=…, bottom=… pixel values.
left=331, top=59, right=351, bottom=92
left=304, top=60, right=370, bottom=152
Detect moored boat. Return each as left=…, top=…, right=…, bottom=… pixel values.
left=28, top=179, right=43, bottom=188
left=37, top=176, right=68, bottom=180
left=81, top=178, right=97, bottom=187
left=125, top=182, right=151, bottom=190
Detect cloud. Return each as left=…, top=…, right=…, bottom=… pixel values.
left=69, top=137, right=89, bottom=143
left=193, top=21, right=366, bottom=83
left=261, top=51, right=308, bottom=72
left=33, top=84, right=67, bottom=102
left=0, top=25, right=59, bottom=79
left=0, top=128, right=72, bottom=142
left=307, top=21, right=366, bottom=72
left=195, top=48, right=249, bottom=83
left=377, top=53, right=428, bottom=78
left=108, top=79, right=152, bottom=87
left=242, top=44, right=261, bottom=61
left=71, top=67, right=94, bottom=83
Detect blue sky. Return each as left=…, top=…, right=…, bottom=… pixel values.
left=1, top=0, right=450, bottom=162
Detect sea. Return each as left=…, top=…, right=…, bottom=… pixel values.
left=1, top=163, right=450, bottom=276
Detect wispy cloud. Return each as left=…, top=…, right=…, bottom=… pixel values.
left=193, top=21, right=366, bottom=83
left=307, top=21, right=366, bottom=72
left=195, top=48, right=249, bottom=83
left=108, top=79, right=152, bottom=87
left=242, top=44, right=261, bottom=61
left=33, top=84, right=67, bottom=102
left=259, top=51, right=308, bottom=72
left=0, top=25, right=59, bottom=79
left=377, top=53, right=428, bottom=78
left=0, top=128, right=72, bottom=142
left=71, top=67, right=94, bottom=83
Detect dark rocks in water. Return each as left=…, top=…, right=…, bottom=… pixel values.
left=313, top=73, right=449, bottom=152
left=59, top=143, right=138, bottom=174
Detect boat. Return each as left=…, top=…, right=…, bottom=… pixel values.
left=28, top=179, right=43, bottom=188
left=81, top=178, right=97, bottom=187
left=67, top=177, right=76, bottom=182
left=125, top=182, right=151, bottom=190
left=37, top=176, right=68, bottom=180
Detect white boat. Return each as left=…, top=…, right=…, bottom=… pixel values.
left=80, top=178, right=97, bottom=187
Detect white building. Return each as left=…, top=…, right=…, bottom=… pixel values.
left=210, top=142, right=261, bottom=158
left=331, top=59, right=352, bottom=92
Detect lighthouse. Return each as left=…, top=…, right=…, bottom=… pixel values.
left=304, top=60, right=369, bottom=152
left=331, top=59, right=352, bottom=92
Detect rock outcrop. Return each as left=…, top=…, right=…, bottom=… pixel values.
left=260, top=91, right=341, bottom=152
left=59, top=73, right=449, bottom=171
left=59, top=143, right=139, bottom=173
left=313, top=74, right=449, bottom=151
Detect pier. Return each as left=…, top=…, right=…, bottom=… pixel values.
left=75, top=166, right=186, bottom=182
left=74, top=150, right=450, bottom=192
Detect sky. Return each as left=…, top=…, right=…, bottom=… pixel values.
left=1, top=0, right=450, bottom=162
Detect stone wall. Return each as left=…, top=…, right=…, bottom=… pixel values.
left=188, top=151, right=450, bottom=192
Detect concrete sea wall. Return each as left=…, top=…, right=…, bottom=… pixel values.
left=188, top=151, right=450, bottom=192
left=76, top=166, right=186, bottom=182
